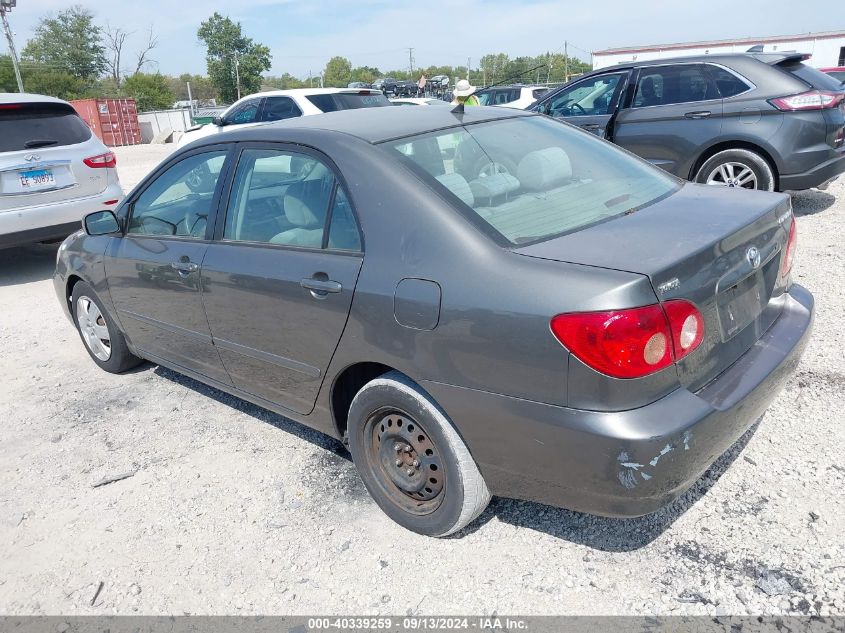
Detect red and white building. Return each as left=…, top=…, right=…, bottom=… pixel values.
left=593, top=31, right=845, bottom=70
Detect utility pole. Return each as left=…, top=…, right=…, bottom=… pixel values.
left=234, top=53, right=241, bottom=100
left=186, top=81, right=194, bottom=119
left=466, top=57, right=471, bottom=81
left=407, top=47, right=415, bottom=75
left=564, top=41, right=570, bottom=82
left=0, top=0, right=23, bottom=93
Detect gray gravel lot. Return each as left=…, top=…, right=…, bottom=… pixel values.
left=0, top=144, right=843, bottom=616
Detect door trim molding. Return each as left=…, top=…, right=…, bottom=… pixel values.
left=118, top=309, right=213, bottom=344
left=214, top=337, right=322, bottom=378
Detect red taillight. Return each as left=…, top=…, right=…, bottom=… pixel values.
left=780, top=218, right=798, bottom=278
left=83, top=152, right=117, bottom=169
left=0, top=104, right=23, bottom=110
left=769, top=90, right=844, bottom=111
left=550, top=300, right=704, bottom=379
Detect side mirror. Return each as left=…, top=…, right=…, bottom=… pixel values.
left=212, top=115, right=225, bottom=127
left=83, top=210, right=120, bottom=236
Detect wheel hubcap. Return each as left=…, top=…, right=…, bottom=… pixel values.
left=368, top=411, right=444, bottom=513
left=76, top=296, right=111, bottom=361
left=705, top=162, right=758, bottom=189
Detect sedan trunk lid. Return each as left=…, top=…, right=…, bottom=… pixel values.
left=516, top=184, right=794, bottom=391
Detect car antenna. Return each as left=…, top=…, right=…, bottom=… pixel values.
left=451, top=62, right=551, bottom=116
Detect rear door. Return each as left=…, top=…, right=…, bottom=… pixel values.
left=0, top=101, right=113, bottom=211
left=201, top=144, right=363, bottom=415
left=106, top=146, right=234, bottom=383
left=612, top=63, right=724, bottom=177
left=539, top=71, right=630, bottom=137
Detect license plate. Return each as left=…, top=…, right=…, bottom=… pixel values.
left=18, top=168, right=55, bottom=189
left=717, top=272, right=764, bottom=341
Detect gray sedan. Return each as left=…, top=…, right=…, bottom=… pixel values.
left=54, top=106, right=813, bottom=536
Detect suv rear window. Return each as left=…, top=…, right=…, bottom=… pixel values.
left=780, top=62, right=845, bottom=91
left=305, top=93, right=390, bottom=112
left=0, top=102, right=92, bottom=152
left=383, top=116, right=679, bottom=246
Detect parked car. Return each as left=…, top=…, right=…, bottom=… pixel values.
left=56, top=106, right=813, bottom=536
left=177, top=88, right=389, bottom=147
left=389, top=97, right=450, bottom=106
left=477, top=85, right=549, bottom=109
left=1, top=93, right=124, bottom=250
left=530, top=52, right=845, bottom=191
left=821, top=67, right=845, bottom=84
left=373, top=77, right=399, bottom=95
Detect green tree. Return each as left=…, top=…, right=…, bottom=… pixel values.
left=22, top=6, right=107, bottom=81
left=350, top=66, right=379, bottom=85
left=122, top=72, right=175, bottom=112
left=197, top=13, right=272, bottom=104
left=321, top=56, right=352, bottom=87
left=167, top=73, right=220, bottom=103
left=0, top=55, right=17, bottom=92
left=18, top=65, right=89, bottom=100
left=262, top=73, right=307, bottom=90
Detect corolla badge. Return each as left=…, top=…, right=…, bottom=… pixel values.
left=24, top=154, right=41, bottom=162
left=746, top=246, right=761, bottom=269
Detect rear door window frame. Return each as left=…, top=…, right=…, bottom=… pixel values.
left=211, top=141, right=364, bottom=255
left=629, top=63, right=721, bottom=109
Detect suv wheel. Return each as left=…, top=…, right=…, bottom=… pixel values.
left=347, top=371, right=491, bottom=536
left=71, top=281, right=142, bottom=373
left=695, top=148, right=775, bottom=191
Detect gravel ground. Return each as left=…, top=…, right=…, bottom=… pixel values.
left=0, top=144, right=843, bottom=616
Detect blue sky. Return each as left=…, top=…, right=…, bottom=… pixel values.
left=3, top=0, right=838, bottom=78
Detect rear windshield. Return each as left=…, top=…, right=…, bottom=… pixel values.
left=0, top=103, right=92, bottom=152
left=780, top=62, right=845, bottom=91
left=305, top=93, right=390, bottom=112
left=382, top=116, right=680, bottom=245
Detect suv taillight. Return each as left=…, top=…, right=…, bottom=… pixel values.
left=83, top=152, right=117, bottom=168
left=550, top=300, right=704, bottom=379
left=769, top=90, right=845, bottom=111
left=780, top=218, right=798, bottom=279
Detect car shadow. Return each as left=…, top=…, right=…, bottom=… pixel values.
left=459, top=419, right=761, bottom=550
left=152, top=364, right=761, bottom=551
left=791, top=189, right=836, bottom=217
left=0, top=242, right=61, bottom=287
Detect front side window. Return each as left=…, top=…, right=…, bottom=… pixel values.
left=383, top=116, right=679, bottom=246
left=224, top=148, right=360, bottom=250
left=128, top=151, right=227, bottom=238
left=546, top=73, right=625, bottom=117
left=224, top=99, right=261, bottom=125
left=633, top=65, right=718, bottom=107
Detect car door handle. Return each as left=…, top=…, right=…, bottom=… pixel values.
left=171, top=261, right=198, bottom=274
left=301, top=278, right=342, bottom=294
left=580, top=123, right=602, bottom=130
left=684, top=111, right=711, bottom=119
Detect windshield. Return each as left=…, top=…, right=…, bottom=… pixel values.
left=305, top=93, right=390, bottom=112
left=382, top=116, right=680, bottom=245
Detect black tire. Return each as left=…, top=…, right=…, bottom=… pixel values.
left=71, top=281, right=142, bottom=373
left=347, top=371, right=490, bottom=537
left=694, top=148, right=775, bottom=191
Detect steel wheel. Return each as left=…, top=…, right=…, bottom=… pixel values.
left=705, top=161, right=758, bottom=189
left=76, top=296, right=112, bottom=361
left=367, top=409, right=445, bottom=515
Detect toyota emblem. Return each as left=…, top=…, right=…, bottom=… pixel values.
left=746, top=246, right=761, bottom=269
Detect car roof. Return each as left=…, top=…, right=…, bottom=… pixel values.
left=221, top=104, right=532, bottom=144
left=586, top=51, right=806, bottom=72
left=0, top=92, right=70, bottom=105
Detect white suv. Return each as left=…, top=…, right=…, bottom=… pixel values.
left=0, top=93, right=124, bottom=249
left=178, top=88, right=390, bottom=147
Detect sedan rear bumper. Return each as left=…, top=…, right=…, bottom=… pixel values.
left=423, top=284, right=814, bottom=517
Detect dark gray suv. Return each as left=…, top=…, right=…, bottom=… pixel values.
left=531, top=52, right=845, bottom=191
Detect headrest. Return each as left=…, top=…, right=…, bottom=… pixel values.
left=517, top=147, right=572, bottom=191
left=469, top=173, right=520, bottom=201
left=436, top=173, right=474, bottom=206
left=284, top=183, right=320, bottom=227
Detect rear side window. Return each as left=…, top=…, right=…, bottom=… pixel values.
left=305, top=93, right=390, bottom=112
left=0, top=103, right=92, bottom=152
left=633, top=64, right=719, bottom=107
left=826, top=71, right=845, bottom=84
left=532, top=88, right=549, bottom=99
left=707, top=65, right=752, bottom=98
left=261, top=97, right=302, bottom=122
left=780, top=62, right=845, bottom=91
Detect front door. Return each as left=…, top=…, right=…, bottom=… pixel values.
left=106, top=148, right=233, bottom=383
left=612, top=64, right=724, bottom=177
left=201, top=146, right=364, bottom=415
left=540, top=71, right=630, bottom=138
